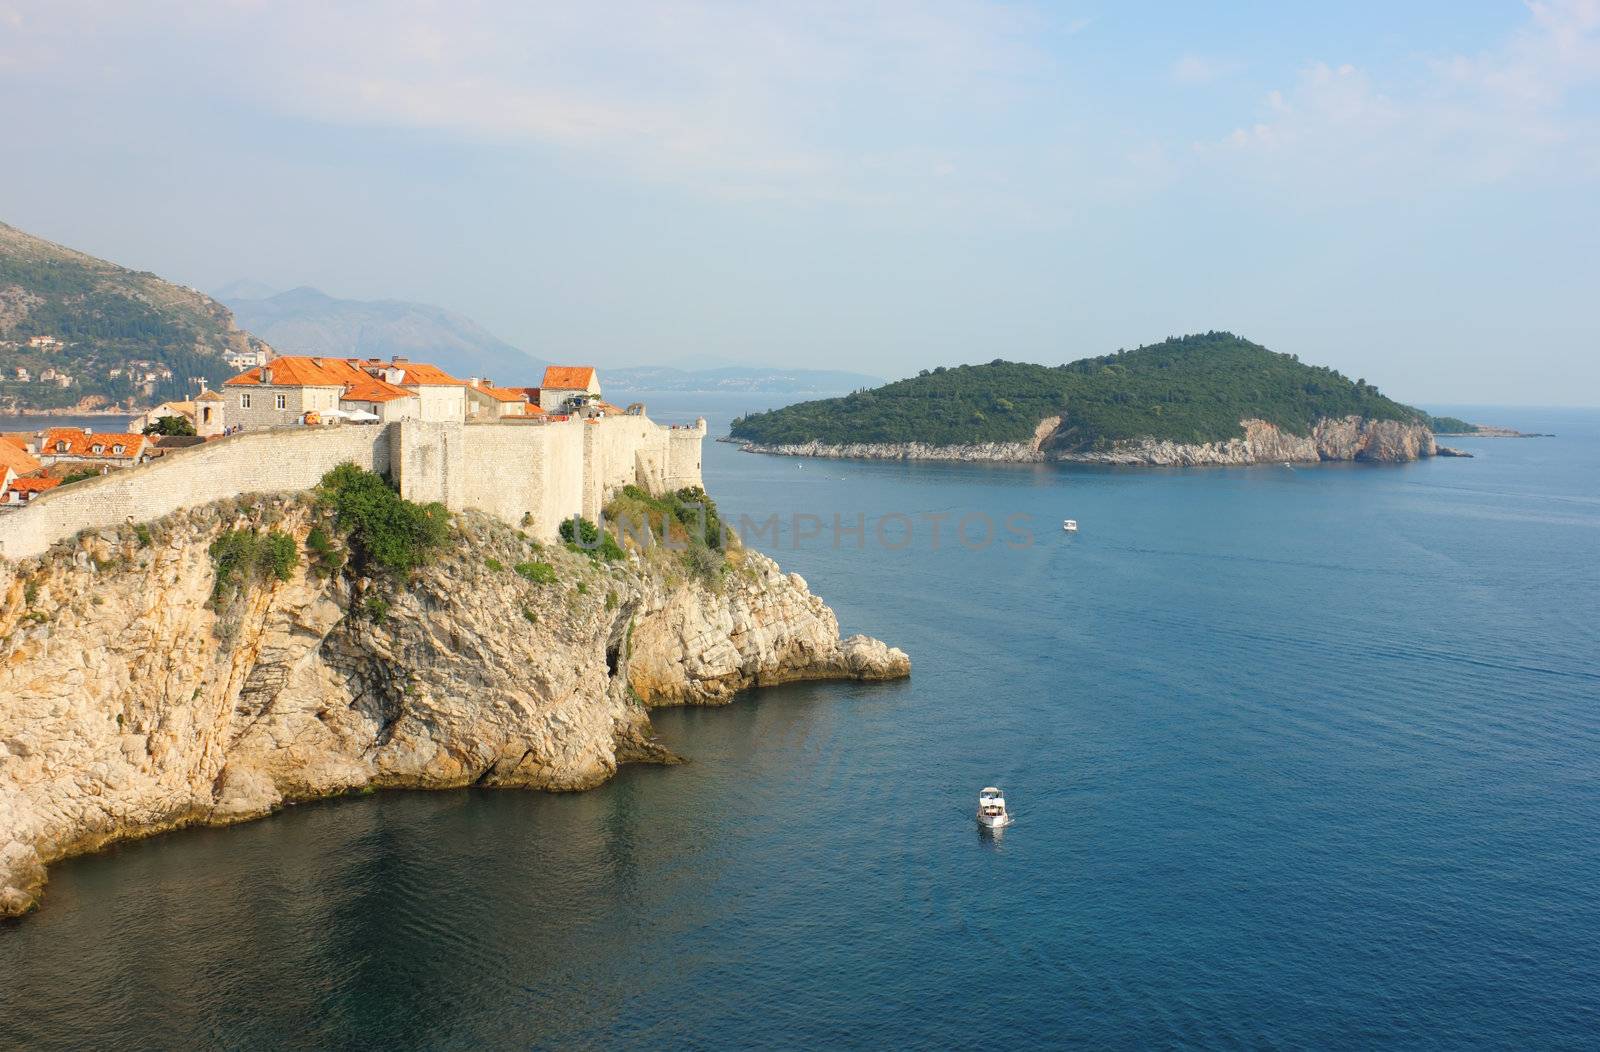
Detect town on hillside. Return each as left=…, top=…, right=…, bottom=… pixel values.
left=0, top=356, right=648, bottom=511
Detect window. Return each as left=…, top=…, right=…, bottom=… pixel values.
left=55, top=441, right=68, bottom=453
left=241, top=393, right=252, bottom=409
left=275, top=394, right=287, bottom=410
left=113, top=445, right=124, bottom=454
left=91, top=445, right=103, bottom=454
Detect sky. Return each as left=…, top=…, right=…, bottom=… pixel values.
left=1, top=1, right=1597, bottom=403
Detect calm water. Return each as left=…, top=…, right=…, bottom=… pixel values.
left=3, top=401, right=1598, bottom=1050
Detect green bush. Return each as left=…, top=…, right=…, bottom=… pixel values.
left=316, top=463, right=449, bottom=574
left=607, top=484, right=726, bottom=551
left=559, top=516, right=625, bottom=561
left=515, top=560, right=557, bottom=584
left=305, top=525, right=345, bottom=578
left=209, top=527, right=298, bottom=603
left=143, top=414, right=196, bottom=436
left=133, top=523, right=152, bottom=548
left=362, top=595, right=390, bottom=622
left=485, top=557, right=505, bottom=573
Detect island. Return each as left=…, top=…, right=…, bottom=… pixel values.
left=729, top=333, right=1492, bottom=466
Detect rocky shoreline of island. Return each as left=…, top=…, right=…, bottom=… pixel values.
left=736, top=415, right=1477, bottom=466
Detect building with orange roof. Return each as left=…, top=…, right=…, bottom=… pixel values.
left=2, top=473, right=62, bottom=507
left=224, top=355, right=372, bottom=430
left=466, top=379, right=536, bottom=420
left=0, top=437, right=42, bottom=478
left=40, top=428, right=150, bottom=467
left=340, top=374, right=421, bottom=423
left=221, top=354, right=477, bottom=427
left=537, top=365, right=601, bottom=412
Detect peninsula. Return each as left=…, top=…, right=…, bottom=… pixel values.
left=0, top=351, right=910, bottom=919
left=729, top=333, right=1486, bottom=466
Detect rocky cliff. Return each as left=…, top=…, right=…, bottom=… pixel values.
left=0, top=496, right=908, bottom=918
left=738, top=415, right=1445, bottom=466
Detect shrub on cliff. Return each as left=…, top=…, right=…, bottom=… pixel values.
left=559, top=516, right=625, bottom=561
left=209, top=528, right=298, bottom=605
left=606, top=484, right=727, bottom=550
left=316, top=463, right=449, bottom=574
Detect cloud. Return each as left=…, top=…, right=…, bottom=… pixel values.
left=1212, top=0, right=1600, bottom=190
left=0, top=0, right=1071, bottom=208
left=1171, top=55, right=1241, bottom=85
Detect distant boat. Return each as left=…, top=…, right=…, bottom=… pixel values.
left=977, top=786, right=1012, bottom=828
left=1062, top=519, right=1078, bottom=532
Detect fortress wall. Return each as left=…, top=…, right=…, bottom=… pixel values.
left=392, top=419, right=466, bottom=508
left=455, top=421, right=558, bottom=534
left=0, top=414, right=707, bottom=561
left=0, top=425, right=390, bottom=560
left=666, top=420, right=708, bottom=490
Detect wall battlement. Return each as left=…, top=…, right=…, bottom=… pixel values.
left=0, top=413, right=706, bottom=561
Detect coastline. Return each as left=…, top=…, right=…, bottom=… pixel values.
left=0, top=497, right=909, bottom=919
left=732, top=415, right=1463, bottom=466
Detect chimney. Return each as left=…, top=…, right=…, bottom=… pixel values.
left=392, top=356, right=409, bottom=365
left=261, top=366, right=273, bottom=384
left=470, top=376, right=481, bottom=388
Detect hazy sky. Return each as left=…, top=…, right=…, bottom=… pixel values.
left=2, top=1, right=1597, bottom=402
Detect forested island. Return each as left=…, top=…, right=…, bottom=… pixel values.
left=729, top=333, right=1485, bottom=466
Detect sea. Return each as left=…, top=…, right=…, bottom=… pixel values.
left=2, top=396, right=1597, bottom=1050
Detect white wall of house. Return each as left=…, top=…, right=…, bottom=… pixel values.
left=415, top=385, right=467, bottom=422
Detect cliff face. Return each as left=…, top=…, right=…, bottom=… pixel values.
left=0, top=498, right=908, bottom=918
left=739, top=415, right=1440, bottom=466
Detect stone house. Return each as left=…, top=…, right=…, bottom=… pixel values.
left=466, top=379, right=539, bottom=420
left=224, top=356, right=367, bottom=430
left=2, top=474, right=61, bottom=506
left=339, top=374, right=421, bottom=423
left=537, top=366, right=601, bottom=412
left=40, top=429, right=151, bottom=468
left=0, top=438, right=41, bottom=479
left=223, top=355, right=470, bottom=428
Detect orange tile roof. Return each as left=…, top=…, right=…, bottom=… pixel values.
left=341, top=376, right=416, bottom=404
left=391, top=361, right=468, bottom=386
left=0, top=440, right=40, bottom=476
left=541, top=366, right=597, bottom=390
left=224, top=356, right=370, bottom=388
left=469, top=381, right=529, bottom=403
left=9, top=475, right=61, bottom=495
left=1, top=435, right=29, bottom=452
left=42, top=429, right=146, bottom=460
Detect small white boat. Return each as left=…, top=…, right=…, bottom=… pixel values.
left=1062, top=519, right=1078, bottom=532
left=977, top=786, right=1012, bottom=829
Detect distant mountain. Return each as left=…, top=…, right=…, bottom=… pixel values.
left=222, top=287, right=545, bottom=384
left=0, top=220, right=270, bottom=412
left=606, top=365, right=884, bottom=395
left=211, top=278, right=280, bottom=301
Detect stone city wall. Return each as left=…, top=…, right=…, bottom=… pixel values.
left=0, top=414, right=706, bottom=561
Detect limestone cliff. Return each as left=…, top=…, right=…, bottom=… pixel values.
left=738, top=415, right=1444, bottom=466
left=0, top=497, right=908, bottom=918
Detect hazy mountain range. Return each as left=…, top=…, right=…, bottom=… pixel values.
left=219, top=286, right=546, bottom=384
left=219, top=283, right=881, bottom=394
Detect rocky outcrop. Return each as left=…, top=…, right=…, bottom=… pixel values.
left=0, top=497, right=908, bottom=918
left=739, top=415, right=1444, bottom=466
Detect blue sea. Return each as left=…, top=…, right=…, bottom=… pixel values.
left=3, top=400, right=1597, bottom=1050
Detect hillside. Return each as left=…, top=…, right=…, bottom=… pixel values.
left=730, top=333, right=1451, bottom=454
left=0, top=221, right=270, bottom=412
left=222, top=286, right=545, bottom=384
